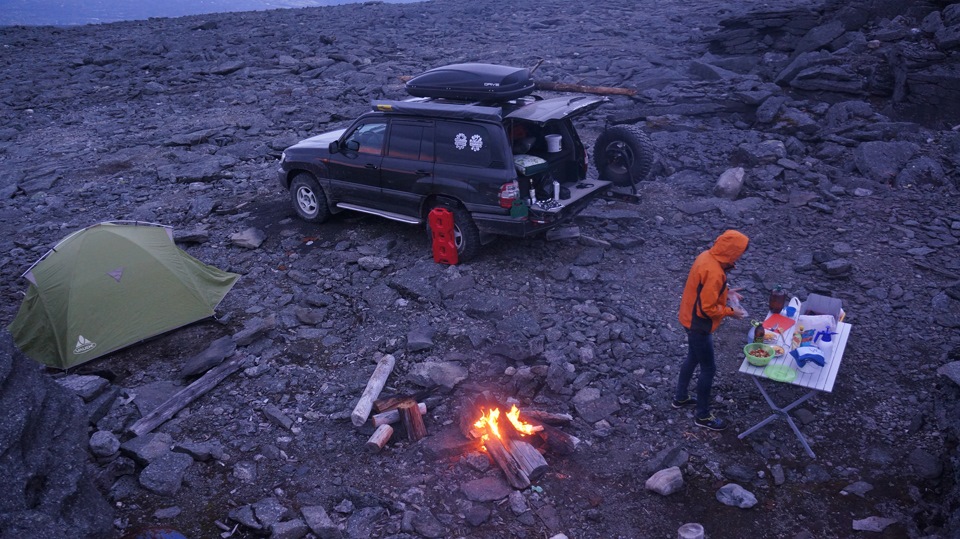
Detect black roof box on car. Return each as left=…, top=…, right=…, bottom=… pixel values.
left=405, top=63, right=535, bottom=102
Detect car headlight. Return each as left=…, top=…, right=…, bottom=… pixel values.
left=280, top=151, right=286, bottom=163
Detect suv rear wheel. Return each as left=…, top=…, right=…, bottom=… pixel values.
left=594, top=124, right=655, bottom=186
left=426, top=201, right=481, bottom=262
left=290, top=173, right=330, bottom=223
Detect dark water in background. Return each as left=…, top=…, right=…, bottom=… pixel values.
left=0, top=0, right=424, bottom=26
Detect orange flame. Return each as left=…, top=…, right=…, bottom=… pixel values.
left=474, top=405, right=542, bottom=443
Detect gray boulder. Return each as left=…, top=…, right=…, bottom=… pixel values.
left=0, top=332, right=114, bottom=538
left=854, top=141, right=920, bottom=184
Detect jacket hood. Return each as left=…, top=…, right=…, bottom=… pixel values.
left=709, top=230, right=749, bottom=265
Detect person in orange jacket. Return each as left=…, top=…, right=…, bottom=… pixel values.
left=673, top=230, right=749, bottom=431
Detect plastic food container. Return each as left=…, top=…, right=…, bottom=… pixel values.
left=744, top=342, right=777, bottom=367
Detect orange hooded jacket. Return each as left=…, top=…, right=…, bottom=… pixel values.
left=678, top=230, right=749, bottom=334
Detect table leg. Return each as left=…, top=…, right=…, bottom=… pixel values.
left=738, top=377, right=819, bottom=458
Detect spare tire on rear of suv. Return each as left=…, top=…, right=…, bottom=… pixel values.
left=594, top=125, right=655, bottom=187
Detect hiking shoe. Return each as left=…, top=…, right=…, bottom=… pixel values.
left=671, top=397, right=698, bottom=409
left=694, top=415, right=728, bottom=431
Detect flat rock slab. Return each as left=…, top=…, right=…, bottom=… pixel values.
left=461, top=476, right=512, bottom=502
left=139, top=452, right=194, bottom=496
left=121, top=432, right=175, bottom=466
left=574, top=393, right=622, bottom=423
left=55, top=374, right=110, bottom=402
left=132, top=380, right=184, bottom=417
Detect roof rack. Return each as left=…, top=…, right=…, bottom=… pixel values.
left=370, top=100, right=503, bottom=123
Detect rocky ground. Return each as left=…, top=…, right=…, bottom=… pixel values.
left=1, top=0, right=959, bottom=538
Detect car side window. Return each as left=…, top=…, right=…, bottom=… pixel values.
left=435, top=121, right=494, bottom=168
left=344, top=121, right=387, bottom=156
left=386, top=121, right=434, bottom=162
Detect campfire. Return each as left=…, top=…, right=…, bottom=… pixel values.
left=348, top=358, right=579, bottom=491
left=465, top=401, right=580, bottom=490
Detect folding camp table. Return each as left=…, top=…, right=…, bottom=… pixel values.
left=737, top=315, right=852, bottom=459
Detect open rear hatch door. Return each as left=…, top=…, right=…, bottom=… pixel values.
left=505, top=95, right=605, bottom=123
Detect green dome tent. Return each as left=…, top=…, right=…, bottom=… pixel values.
left=8, top=221, right=239, bottom=370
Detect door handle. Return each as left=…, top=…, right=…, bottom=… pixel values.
left=415, top=170, right=430, bottom=177
left=365, top=164, right=378, bottom=170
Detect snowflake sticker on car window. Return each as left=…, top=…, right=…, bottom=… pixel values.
left=469, top=134, right=483, bottom=152
left=454, top=133, right=467, bottom=150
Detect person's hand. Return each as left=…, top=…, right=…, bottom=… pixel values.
left=729, top=287, right=744, bottom=302
left=731, top=306, right=748, bottom=319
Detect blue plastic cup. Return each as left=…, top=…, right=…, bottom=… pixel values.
left=785, top=306, right=796, bottom=317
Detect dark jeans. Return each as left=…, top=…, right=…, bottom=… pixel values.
left=675, top=329, right=715, bottom=419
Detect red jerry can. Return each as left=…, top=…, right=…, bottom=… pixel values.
left=428, top=207, right=458, bottom=265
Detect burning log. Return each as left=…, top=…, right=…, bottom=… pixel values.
left=523, top=410, right=574, bottom=426
left=473, top=404, right=548, bottom=489
left=351, top=354, right=396, bottom=427
left=366, top=424, right=393, bottom=453
left=506, top=439, right=548, bottom=480
left=371, top=402, right=427, bottom=427
left=530, top=420, right=580, bottom=455
left=399, top=399, right=427, bottom=442
left=483, top=433, right=531, bottom=490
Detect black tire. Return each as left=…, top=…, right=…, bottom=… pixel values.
left=290, top=173, right=330, bottom=223
left=426, top=200, right=481, bottom=262
left=593, top=124, right=655, bottom=187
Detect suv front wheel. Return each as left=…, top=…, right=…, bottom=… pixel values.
left=426, top=201, right=481, bottom=263
left=290, top=173, right=330, bottom=223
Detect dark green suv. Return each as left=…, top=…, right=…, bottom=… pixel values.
left=278, top=63, right=653, bottom=261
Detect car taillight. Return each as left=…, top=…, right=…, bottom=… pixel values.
left=499, top=181, right=519, bottom=208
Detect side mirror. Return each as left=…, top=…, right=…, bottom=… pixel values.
left=328, top=141, right=340, bottom=154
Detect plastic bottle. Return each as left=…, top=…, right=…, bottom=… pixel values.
left=751, top=320, right=765, bottom=344
left=769, top=285, right=786, bottom=314
left=816, top=328, right=835, bottom=358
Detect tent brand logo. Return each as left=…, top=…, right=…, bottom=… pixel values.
left=74, top=335, right=97, bottom=355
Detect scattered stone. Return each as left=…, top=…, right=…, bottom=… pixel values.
left=301, top=505, right=343, bottom=539
left=716, top=484, right=758, bottom=508
left=464, top=505, right=491, bottom=526
left=139, top=452, right=194, bottom=496
left=406, top=360, right=468, bottom=391
left=714, top=167, right=745, bottom=199
left=230, top=227, right=266, bottom=249
left=261, top=403, right=295, bottom=430
left=89, top=430, right=121, bottom=457
left=173, top=439, right=224, bottom=462
left=233, top=460, right=259, bottom=483
left=55, top=374, right=110, bottom=402
left=411, top=509, right=447, bottom=538
left=271, top=518, right=310, bottom=539
left=406, top=323, right=436, bottom=352
left=937, top=362, right=960, bottom=387
left=645, top=466, right=684, bottom=496
left=461, top=476, right=512, bottom=502
left=841, top=481, right=874, bottom=498
left=572, top=390, right=621, bottom=423
left=908, top=448, right=944, bottom=479
left=852, top=516, right=898, bottom=532
left=153, top=506, right=182, bottom=519
left=121, top=432, right=175, bottom=466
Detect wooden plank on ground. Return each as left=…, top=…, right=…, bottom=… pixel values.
left=128, top=355, right=243, bottom=437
